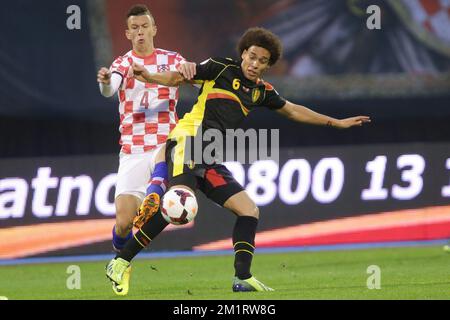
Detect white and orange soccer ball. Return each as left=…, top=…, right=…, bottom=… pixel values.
left=161, top=188, right=198, bottom=225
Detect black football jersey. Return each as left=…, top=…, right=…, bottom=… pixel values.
left=168, top=57, right=286, bottom=139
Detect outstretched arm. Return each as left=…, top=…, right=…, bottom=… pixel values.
left=276, top=101, right=371, bottom=129
left=130, top=62, right=196, bottom=86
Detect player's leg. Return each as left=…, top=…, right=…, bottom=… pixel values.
left=106, top=204, right=168, bottom=296
left=107, top=152, right=153, bottom=295
left=113, top=194, right=140, bottom=252
left=133, top=145, right=168, bottom=229
left=223, top=191, right=273, bottom=292
left=106, top=139, right=197, bottom=295
left=117, top=138, right=197, bottom=261
left=106, top=175, right=196, bottom=295
left=116, top=173, right=197, bottom=262
left=224, top=190, right=259, bottom=279
left=106, top=210, right=165, bottom=296
left=203, top=165, right=273, bottom=292
left=112, top=152, right=153, bottom=252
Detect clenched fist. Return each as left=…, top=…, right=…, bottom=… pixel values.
left=97, top=67, right=111, bottom=85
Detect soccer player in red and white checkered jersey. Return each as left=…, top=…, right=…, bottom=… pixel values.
left=97, top=4, right=186, bottom=253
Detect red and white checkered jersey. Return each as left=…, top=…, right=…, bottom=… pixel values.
left=110, top=48, right=185, bottom=154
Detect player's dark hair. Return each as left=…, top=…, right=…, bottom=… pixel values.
left=126, top=4, right=155, bottom=24
left=237, top=27, right=283, bottom=66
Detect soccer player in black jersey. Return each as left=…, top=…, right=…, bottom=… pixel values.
left=106, top=27, right=370, bottom=294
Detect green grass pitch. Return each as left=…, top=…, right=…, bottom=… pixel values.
left=1, top=246, right=449, bottom=300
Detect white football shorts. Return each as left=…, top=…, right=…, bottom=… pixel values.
left=114, top=145, right=163, bottom=201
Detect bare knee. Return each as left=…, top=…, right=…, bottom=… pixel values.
left=115, top=195, right=140, bottom=237
left=233, top=205, right=259, bottom=219
left=247, top=206, right=259, bottom=219
left=224, top=192, right=259, bottom=219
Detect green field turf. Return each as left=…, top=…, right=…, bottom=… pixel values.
left=1, top=246, right=450, bottom=300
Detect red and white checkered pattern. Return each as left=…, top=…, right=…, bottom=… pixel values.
left=148, top=176, right=169, bottom=193
left=110, top=49, right=185, bottom=154
left=404, top=0, right=450, bottom=43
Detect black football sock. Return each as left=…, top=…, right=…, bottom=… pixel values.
left=233, top=216, right=258, bottom=280
left=117, top=210, right=169, bottom=262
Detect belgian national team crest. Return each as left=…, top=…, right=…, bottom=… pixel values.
left=251, top=88, right=261, bottom=103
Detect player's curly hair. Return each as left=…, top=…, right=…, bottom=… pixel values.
left=237, top=27, right=283, bottom=66
left=126, top=4, right=155, bottom=24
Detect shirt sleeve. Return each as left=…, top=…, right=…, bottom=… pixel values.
left=262, top=82, right=286, bottom=110
left=99, top=73, right=122, bottom=97
left=110, top=55, right=131, bottom=78
left=170, top=52, right=186, bottom=71
left=193, top=58, right=227, bottom=81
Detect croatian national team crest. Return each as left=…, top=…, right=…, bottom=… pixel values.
left=157, top=64, right=170, bottom=72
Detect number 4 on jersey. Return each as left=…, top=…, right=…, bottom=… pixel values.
left=140, top=91, right=149, bottom=109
